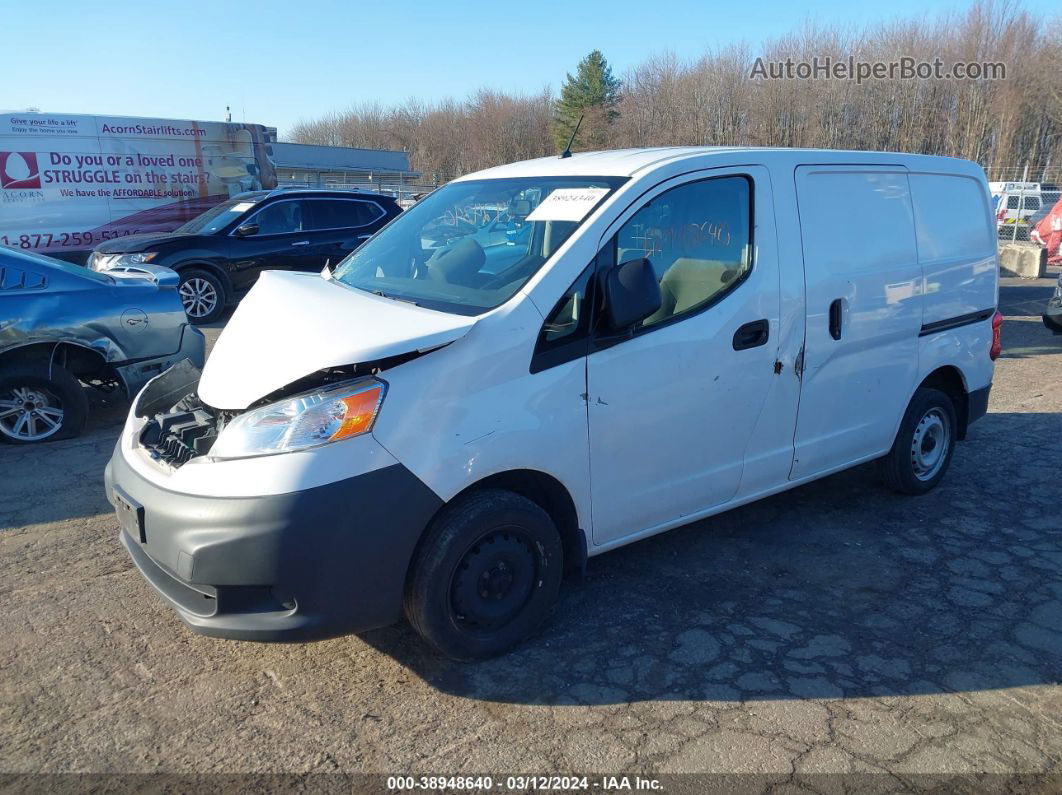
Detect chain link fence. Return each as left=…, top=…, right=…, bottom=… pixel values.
left=989, top=169, right=1061, bottom=246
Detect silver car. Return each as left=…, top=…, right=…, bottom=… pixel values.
left=0, top=247, right=205, bottom=444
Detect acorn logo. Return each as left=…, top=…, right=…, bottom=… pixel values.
left=0, top=152, right=42, bottom=189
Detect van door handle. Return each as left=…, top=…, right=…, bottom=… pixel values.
left=291, top=240, right=310, bottom=247
left=733, top=319, right=770, bottom=351
left=829, top=299, right=843, bottom=340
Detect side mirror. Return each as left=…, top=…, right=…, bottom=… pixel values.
left=234, top=222, right=259, bottom=237
left=603, top=258, right=662, bottom=331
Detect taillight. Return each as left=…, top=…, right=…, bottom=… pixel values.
left=997, top=209, right=1006, bottom=220
left=990, top=310, right=1003, bottom=360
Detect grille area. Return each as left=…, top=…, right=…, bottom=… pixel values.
left=139, top=399, right=223, bottom=467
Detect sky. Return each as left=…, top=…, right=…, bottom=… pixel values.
left=4, top=0, right=1057, bottom=139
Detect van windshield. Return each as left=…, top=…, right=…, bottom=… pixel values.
left=331, top=176, right=625, bottom=315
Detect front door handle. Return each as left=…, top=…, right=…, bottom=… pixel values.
left=291, top=240, right=310, bottom=247
left=829, top=298, right=843, bottom=340
left=733, top=319, right=770, bottom=351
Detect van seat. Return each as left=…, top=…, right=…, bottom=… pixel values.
left=645, top=258, right=739, bottom=324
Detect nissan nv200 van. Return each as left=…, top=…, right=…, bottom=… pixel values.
left=106, top=148, right=1001, bottom=659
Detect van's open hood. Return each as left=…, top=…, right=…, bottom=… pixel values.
left=197, top=270, right=476, bottom=409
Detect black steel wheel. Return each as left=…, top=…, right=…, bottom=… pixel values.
left=404, top=489, right=564, bottom=659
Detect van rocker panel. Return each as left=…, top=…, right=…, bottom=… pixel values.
left=106, top=445, right=443, bottom=640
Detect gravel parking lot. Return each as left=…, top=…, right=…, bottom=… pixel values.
left=1, top=275, right=1060, bottom=786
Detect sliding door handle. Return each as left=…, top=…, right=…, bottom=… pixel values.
left=733, top=319, right=770, bottom=351
left=829, top=299, right=843, bottom=340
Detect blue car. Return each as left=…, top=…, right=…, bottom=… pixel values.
left=0, top=246, right=204, bottom=444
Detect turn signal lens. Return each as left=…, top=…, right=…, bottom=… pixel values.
left=331, top=385, right=385, bottom=442
left=990, top=310, right=1003, bottom=360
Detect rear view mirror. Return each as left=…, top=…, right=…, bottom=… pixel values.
left=234, top=223, right=259, bottom=237
left=603, top=258, right=662, bottom=331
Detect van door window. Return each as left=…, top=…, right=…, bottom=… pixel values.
left=614, top=176, right=752, bottom=330
left=530, top=262, right=598, bottom=373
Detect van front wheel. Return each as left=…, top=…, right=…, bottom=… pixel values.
left=879, top=387, right=957, bottom=495
left=404, top=489, right=564, bottom=660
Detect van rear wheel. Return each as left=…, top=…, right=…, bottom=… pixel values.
left=404, top=489, right=563, bottom=660
left=878, top=387, right=957, bottom=495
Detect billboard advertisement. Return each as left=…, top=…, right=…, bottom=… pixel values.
left=0, top=112, right=277, bottom=259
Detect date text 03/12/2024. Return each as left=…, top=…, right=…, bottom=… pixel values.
left=386, top=775, right=663, bottom=791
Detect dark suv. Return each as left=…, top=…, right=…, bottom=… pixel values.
left=88, top=189, right=401, bottom=323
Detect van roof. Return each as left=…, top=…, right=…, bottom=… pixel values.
left=457, top=147, right=985, bottom=181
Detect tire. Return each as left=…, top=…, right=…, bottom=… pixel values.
left=404, top=489, right=564, bottom=660
left=878, top=387, right=957, bottom=495
left=178, top=268, right=226, bottom=324
left=0, top=362, right=88, bottom=444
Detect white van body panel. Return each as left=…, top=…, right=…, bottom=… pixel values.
left=908, top=172, right=999, bottom=327
left=370, top=297, right=595, bottom=532
left=584, top=166, right=796, bottom=545
left=790, top=165, right=923, bottom=479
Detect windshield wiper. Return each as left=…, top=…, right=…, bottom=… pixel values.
left=369, top=288, right=419, bottom=306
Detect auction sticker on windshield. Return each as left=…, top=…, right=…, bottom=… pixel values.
left=526, top=187, right=610, bottom=222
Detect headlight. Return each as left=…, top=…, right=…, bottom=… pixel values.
left=209, top=378, right=386, bottom=460
left=91, top=252, right=157, bottom=271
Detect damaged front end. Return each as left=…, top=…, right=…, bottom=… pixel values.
left=134, top=351, right=421, bottom=468
left=134, top=359, right=228, bottom=466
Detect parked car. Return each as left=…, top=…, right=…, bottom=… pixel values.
left=0, top=246, right=204, bottom=444
left=88, top=188, right=401, bottom=324
left=106, top=148, right=999, bottom=659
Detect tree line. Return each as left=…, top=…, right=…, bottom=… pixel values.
left=289, top=1, right=1062, bottom=183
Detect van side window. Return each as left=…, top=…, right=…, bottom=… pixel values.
left=615, top=176, right=752, bottom=329
left=530, top=263, right=597, bottom=373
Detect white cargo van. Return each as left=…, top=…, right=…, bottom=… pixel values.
left=106, top=148, right=1000, bottom=659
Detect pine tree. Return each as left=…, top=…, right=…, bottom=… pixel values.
left=552, top=50, right=621, bottom=152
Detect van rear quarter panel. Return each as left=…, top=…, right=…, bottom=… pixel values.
left=908, top=171, right=998, bottom=328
